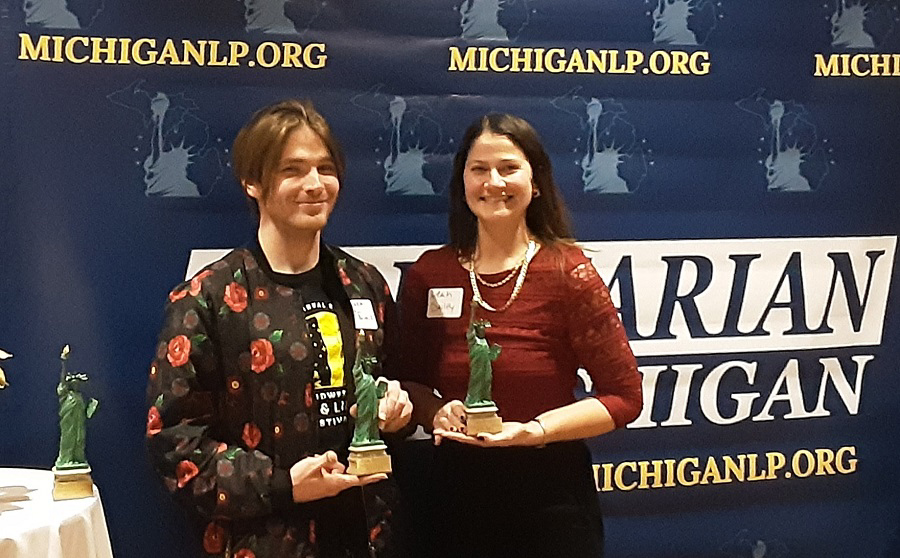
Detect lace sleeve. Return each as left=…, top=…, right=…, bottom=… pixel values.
left=566, top=255, right=643, bottom=428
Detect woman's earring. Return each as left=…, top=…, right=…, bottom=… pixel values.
left=532, top=188, right=541, bottom=198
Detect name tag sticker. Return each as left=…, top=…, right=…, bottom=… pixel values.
left=427, top=288, right=464, bottom=319
left=350, top=299, right=379, bottom=330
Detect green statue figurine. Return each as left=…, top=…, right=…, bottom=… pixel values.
left=347, top=332, right=392, bottom=475
left=350, top=351, right=386, bottom=448
left=55, top=345, right=99, bottom=470
left=463, top=304, right=504, bottom=435
left=464, top=308, right=502, bottom=409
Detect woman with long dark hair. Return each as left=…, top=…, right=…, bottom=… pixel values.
left=392, top=113, right=642, bottom=557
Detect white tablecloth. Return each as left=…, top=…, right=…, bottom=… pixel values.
left=0, top=468, right=114, bottom=558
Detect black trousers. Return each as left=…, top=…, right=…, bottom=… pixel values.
left=426, top=441, right=604, bottom=558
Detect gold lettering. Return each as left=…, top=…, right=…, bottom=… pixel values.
left=52, top=36, right=65, bottom=62
left=545, top=48, right=566, bottom=73
left=281, top=42, right=303, bottom=68
left=614, top=461, right=638, bottom=491
left=638, top=459, right=665, bottom=489
left=700, top=456, right=726, bottom=484
left=851, top=53, right=870, bottom=76
left=182, top=40, right=205, bottom=66
left=676, top=457, right=700, bottom=486
left=625, top=49, right=644, bottom=73
left=533, top=48, right=545, bottom=72
left=766, top=452, right=786, bottom=479
left=65, top=36, right=90, bottom=64
left=304, top=43, right=327, bottom=68
left=509, top=47, right=532, bottom=72
left=448, top=46, right=477, bottom=71
left=814, top=448, right=836, bottom=475
left=565, top=49, right=588, bottom=73
left=587, top=50, right=607, bottom=73
left=118, top=38, right=133, bottom=64
left=670, top=50, right=690, bottom=74
left=723, top=454, right=745, bottom=482
left=489, top=47, right=510, bottom=72
left=649, top=50, right=670, bottom=74
left=132, top=38, right=157, bottom=65
left=229, top=41, right=249, bottom=67
left=256, top=42, right=280, bottom=67
left=746, top=453, right=767, bottom=481
left=89, top=37, right=117, bottom=64
left=870, top=53, right=890, bottom=76
left=19, top=33, right=51, bottom=61
left=814, top=53, right=839, bottom=76
left=663, top=458, right=676, bottom=487
left=836, top=446, right=857, bottom=474
left=207, top=41, right=228, bottom=66
left=690, top=51, right=710, bottom=75
left=608, top=49, right=629, bottom=74
left=792, top=449, right=815, bottom=477
left=156, top=39, right=184, bottom=65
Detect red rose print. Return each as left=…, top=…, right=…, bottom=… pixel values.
left=254, top=287, right=269, bottom=300
left=338, top=268, right=351, bottom=286
left=189, top=270, right=214, bottom=296
left=377, top=302, right=385, bottom=323
left=224, top=282, right=248, bottom=313
left=370, top=524, right=383, bottom=542
left=167, top=335, right=191, bottom=367
left=146, top=406, right=162, bottom=437
left=176, top=460, right=199, bottom=488
left=169, top=288, right=189, bottom=303
left=203, top=522, right=225, bottom=554
left=235, top=549, right=256, bottom=558
left=308, top=520, right=317, bottom=544
left=305, top=383, right=313, bottom=408
left=250, top=339, right=274, bottom=373
left=242, top=422, right=262, bottom=449
left=383, top=283, right=391, bottom=297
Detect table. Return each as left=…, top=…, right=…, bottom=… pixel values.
left=0, top=468, right=114, bottom=558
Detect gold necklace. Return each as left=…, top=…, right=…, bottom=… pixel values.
left=469, top=240, right=537, bottom=312
left=475, top=263, right=521, bottom=288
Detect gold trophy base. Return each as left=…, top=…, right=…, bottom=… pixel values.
left=52, top=466, right=94, bottom=500
left=347, top=443, right=392, bottom=476
left=465, top=405, right=503, bottom=435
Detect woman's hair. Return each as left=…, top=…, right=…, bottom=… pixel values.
left=448, top=113, right=573, bottom=258
left=232, top=99, right=345, bottom=214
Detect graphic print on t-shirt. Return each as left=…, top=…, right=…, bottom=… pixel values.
left=304, top=300, right=345, bottom=389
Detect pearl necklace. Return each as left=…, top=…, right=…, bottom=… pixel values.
left=475, top=262, right=521, bottom=288
left=469, top=240, right=537, bottom=312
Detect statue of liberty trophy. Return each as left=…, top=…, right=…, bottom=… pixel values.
left=464, top=306, right=503, bottom=435
left=347, top=332, right=392, bottom=476
left=52, top=345, right=99, bottom=500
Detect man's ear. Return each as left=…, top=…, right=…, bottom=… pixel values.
left=244, top=181, right=261, bottom=200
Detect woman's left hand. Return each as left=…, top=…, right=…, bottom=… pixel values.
left=434, top=420, right=544, bottom=448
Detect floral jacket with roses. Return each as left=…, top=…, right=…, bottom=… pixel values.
left=146, top=244, right=400, bottom=558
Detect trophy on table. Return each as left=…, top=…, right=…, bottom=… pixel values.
left=464, top=305, right=503, bottom=435
left=347, top=331, right=392, bottom=476
left=52, top=345, right=99, bottom=500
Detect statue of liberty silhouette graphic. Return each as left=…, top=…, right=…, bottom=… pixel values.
left=383, top=97, right=435, bottom=195
left=828, top=0, right=900, bottom=48
left=553, top=90, right=649, bottom=194
left=458, top=0, right=532, bottom=41
left=351, top=87, right=443, bottom=196
left=109, top=81, right=224, bottom=198
left=244, top=0, right=296, bottom=34
left=460, top=0, right=508, bottom=40
left=649, top=0, right=721, bottom=45
left=831, top=1, right=875, bottom=47
left=736, top=90, right=832, bottom=193
left=23, top=0, right=79, bottom=28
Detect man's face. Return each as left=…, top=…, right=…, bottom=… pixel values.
left=247, top=125, right=340, bottom=235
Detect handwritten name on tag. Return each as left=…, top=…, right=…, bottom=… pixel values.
left=351, top=299, right=379, bottom=330
left=427, top=288, right=464, bottom=318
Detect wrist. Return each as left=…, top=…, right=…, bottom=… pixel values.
left=528, top=418, right=547, bottom=447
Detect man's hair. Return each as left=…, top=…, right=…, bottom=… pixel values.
left=448, top=113, right=573, bottom=258
left=232, top=99, right=345, bottom=214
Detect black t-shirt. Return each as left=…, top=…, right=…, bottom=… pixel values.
left=251, top=243, right=356, bottom=454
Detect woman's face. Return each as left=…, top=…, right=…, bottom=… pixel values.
left=463, top=132, right=534, bottom=229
